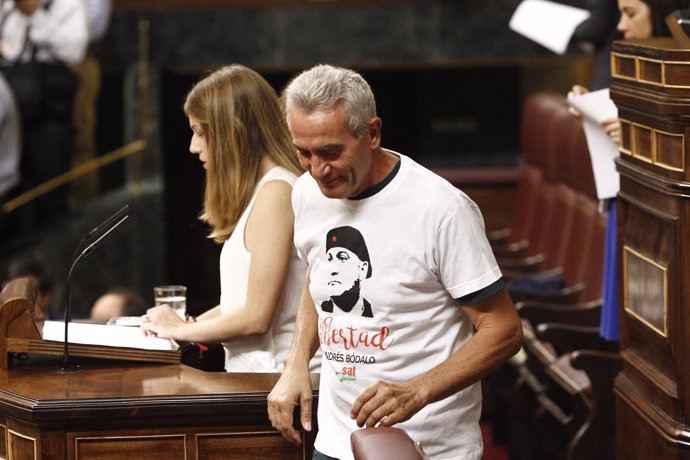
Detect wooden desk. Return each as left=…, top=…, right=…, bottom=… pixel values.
left=0, top=359, right=318, bottom=459
left=611, top=37, right=690, bottom=458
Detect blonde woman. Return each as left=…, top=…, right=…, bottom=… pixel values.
left=142, top=65, right=316, bottom=373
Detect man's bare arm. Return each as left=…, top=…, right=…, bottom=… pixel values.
left=350, top=288, right=522, bottom=427
left=267, top=269, right=321, bottom=445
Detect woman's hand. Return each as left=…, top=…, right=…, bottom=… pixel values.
left=602, top=117, right=621, bottom=145
left=141, top=305, right=185, bottom=338
left=567, top=84, right=590, bottom=117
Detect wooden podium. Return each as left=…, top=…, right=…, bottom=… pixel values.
left=0, top=277, right=180, bottom=369
left=0, top=278, right=318, bottom=459
left=610, top=37, right=690, bottom=459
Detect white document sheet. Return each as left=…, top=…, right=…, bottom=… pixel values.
left=509, top=0, right=591, bottom=54
left=567, top=88, right=620, bottom=200
left=42, top=320, right=177, bottom=351
left=107, top=316, right=144, bottom=327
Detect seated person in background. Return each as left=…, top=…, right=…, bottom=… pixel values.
left=90, top=288, right=145, bottom=322
left=568, top=0, right=690, bottom=145
left=141, top=65, right=319, bottom=373
left=570, top=0, right=621, bottom=91
left=2, top=254, right=54, bottom=322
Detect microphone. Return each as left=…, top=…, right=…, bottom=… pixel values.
left=71, top=205, right=129, bottom=259
left=57, top=208, right=131, bottom=372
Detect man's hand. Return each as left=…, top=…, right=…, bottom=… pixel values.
left=350, top=380, right=427, bottom=428
left=267, top=366, right=313, bottom=445
left=15, top=0, right=40, bottom=16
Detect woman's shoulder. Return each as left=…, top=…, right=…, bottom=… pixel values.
left=260, top=166, right=300, bottom=186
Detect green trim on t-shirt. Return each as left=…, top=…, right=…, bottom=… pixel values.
left=350, top=157, right=401, bottom=200
left=456, top=278, right=506, bottom=305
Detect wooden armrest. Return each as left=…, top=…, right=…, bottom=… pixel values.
left=569, top=350, right=622, bottom=396
left=536, top=323, right=618, bottom=355
left=516, top=299, right=602, bottom=328
left=509, top=282, right=584, bottom=305
left=498, top=253, right=545, bottom=273
left=488, top=227, right=511, bottom=245
left=504, top=266, right=563, bottom=282
left=492, top=239, right=529, bottom=258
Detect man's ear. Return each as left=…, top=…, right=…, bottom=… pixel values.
left=367, top=118, right=382, bottom=149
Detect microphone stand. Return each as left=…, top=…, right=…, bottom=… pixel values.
left=57, top=213, right=130, bottom=372
left=72, top=205, right=129, bottom=259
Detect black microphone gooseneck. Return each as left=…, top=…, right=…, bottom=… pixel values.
left=57, top=209, right=130, bottom=372
left=71, top=205, right=129, bottom=259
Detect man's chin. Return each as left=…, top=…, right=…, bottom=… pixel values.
left=318, top=184, right=347, bottom=199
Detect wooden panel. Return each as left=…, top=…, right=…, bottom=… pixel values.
left=616, top=385, right=684, bottom=460
left=0, top=421, right=6, bottom=460
left=623, top=246, right=668, bottom=337
left=665, top=62, right=690, bottom=87
left=612, top=38, right=690, bottom=89
left=619, top=190, right=678, bottom=398
left=7, top=429, right=37, bottom=460
left=633, top=124, right=654, bottom=161
left=197, top=431, right=304, bottom=460
left=74, top=434, right=186, bottom=459
left=656, top=131, right=685, bottom=171
left=619, top=120, right=685, bottom=172
left=612, top=53, right=637, bottom=81
left=639, top=59, right=662, bottom=85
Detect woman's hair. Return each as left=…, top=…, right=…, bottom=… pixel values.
left=184, top=65, right=302, bottom=243
left=283, top=64, right=377, bottom=139
left=647, top=0, right=690, bottom=36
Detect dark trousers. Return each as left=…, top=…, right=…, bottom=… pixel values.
left=313, top=449, right=339, bottom=460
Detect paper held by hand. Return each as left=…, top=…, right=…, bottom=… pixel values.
left=42, top=320, right=178, bottom=351
left=567, top=88, right=617, bottom=123
left=509, top=0, right=591, bottom=54
left=568, top=89, right=620, bottom=200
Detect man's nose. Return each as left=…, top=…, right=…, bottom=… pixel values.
left=310, top=156, right=330, bottom=178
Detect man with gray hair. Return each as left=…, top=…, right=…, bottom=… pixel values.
left=268, top=64, right=522, bottom=460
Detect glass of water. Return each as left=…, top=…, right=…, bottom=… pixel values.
left=153, top=285, right=187, bottom=320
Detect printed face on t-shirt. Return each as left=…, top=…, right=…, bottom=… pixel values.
left=325, top=247, right=368, bottom=297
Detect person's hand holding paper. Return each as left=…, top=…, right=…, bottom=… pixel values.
left=567, top=88, right=620, bottom=200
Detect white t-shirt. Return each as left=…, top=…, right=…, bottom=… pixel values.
left=293, top=153, right=501, bottom=460
left=220, top=167, right=312, bottom=372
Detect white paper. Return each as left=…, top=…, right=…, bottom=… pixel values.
left=107, top=316, right=144, bottom=327
left=509, top=0, right=591, bottom=54
left=567, top=88, right=620, bottom=200
left=42, top=320, right=177, bottom=351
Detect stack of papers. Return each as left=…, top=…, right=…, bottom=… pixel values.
left=42, top=320, right=177, bottom=351
left=107, top=316, right=144, bottom=327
